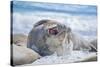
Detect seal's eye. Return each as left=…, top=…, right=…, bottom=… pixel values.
left=48, top=28, right=58, bottom=35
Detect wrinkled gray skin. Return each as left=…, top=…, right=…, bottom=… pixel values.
left=27, top=19, right=97, bottom=56
left=27, top=26, right=51, bottom=56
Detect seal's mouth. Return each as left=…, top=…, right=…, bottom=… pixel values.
left=48, top=28, right=59, bottom=35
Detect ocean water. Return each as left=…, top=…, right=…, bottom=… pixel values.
left=13, top=12, right=97, bottom=40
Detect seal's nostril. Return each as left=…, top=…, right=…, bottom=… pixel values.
left=53, top=30, right=58, bottom=35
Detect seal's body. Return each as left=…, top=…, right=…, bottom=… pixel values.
left=27, top=19, right=97, bottom=56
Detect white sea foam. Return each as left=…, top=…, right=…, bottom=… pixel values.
left=21, top=51, right=96, bottom=65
